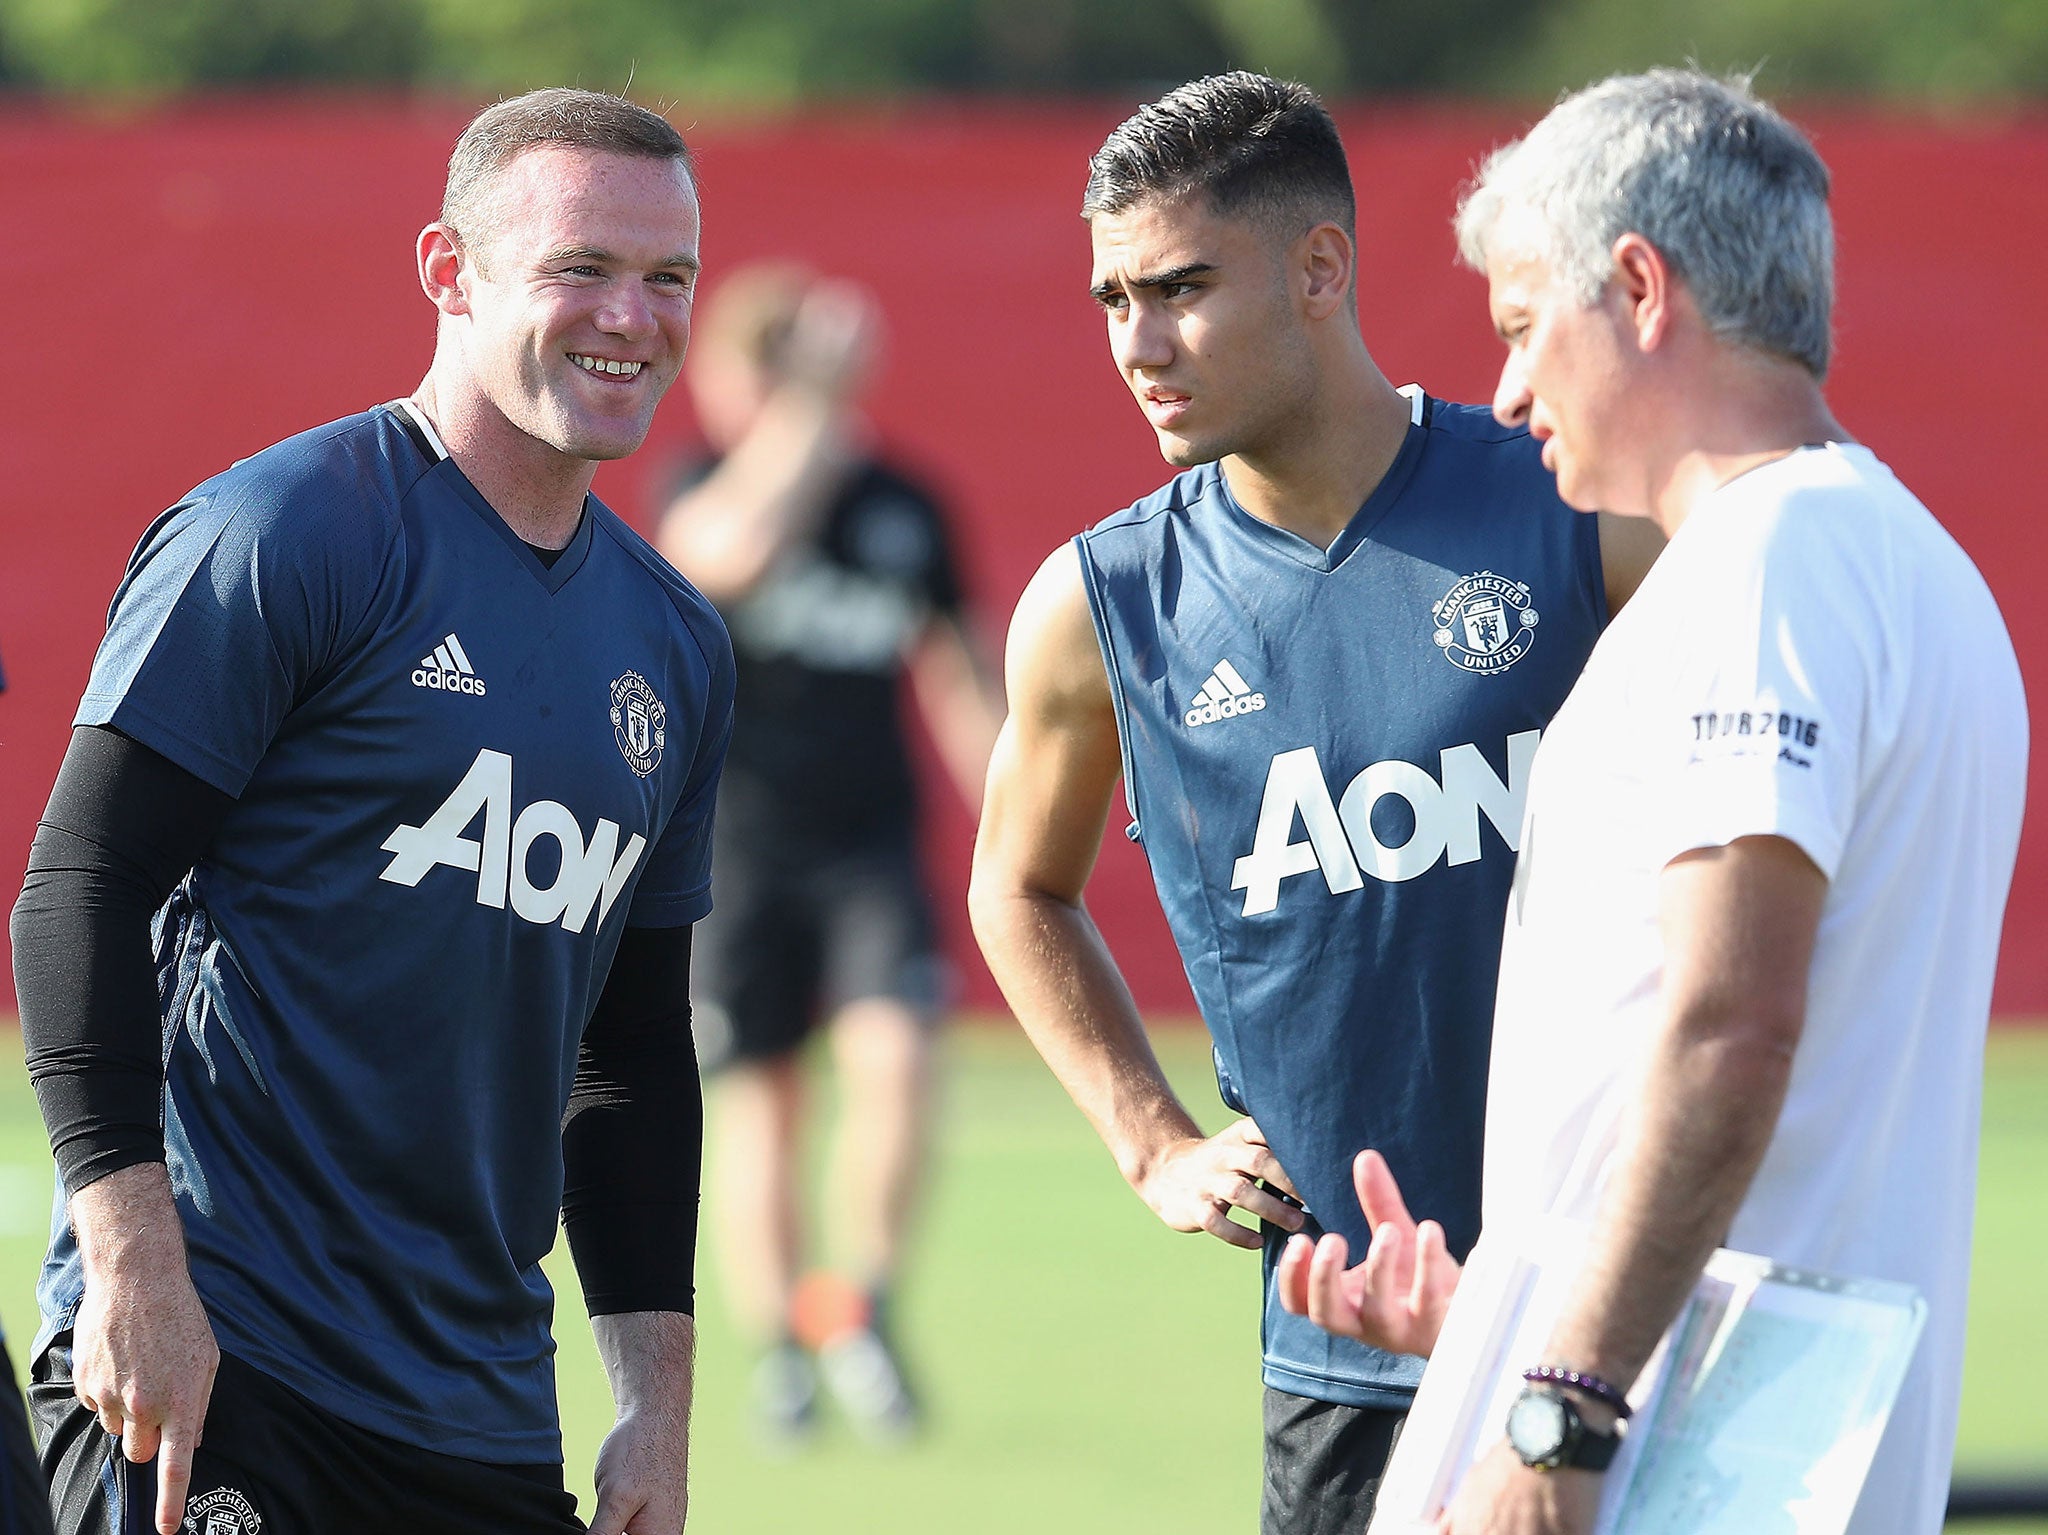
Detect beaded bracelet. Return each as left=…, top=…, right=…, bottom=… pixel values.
left=1521, top=1365, right=1633, bottom=1419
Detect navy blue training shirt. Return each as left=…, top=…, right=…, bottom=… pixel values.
left=1078, top=390, right=1605, bottom=1408
left=37, top=404, right=735, bottom=1461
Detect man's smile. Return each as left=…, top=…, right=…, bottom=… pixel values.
left=569, top=353, right=644, bottom=378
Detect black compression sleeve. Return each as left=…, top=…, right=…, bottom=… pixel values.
left=12, top=726, right=235, bottom=1193
left=561, top=923, right=703, bottom=1317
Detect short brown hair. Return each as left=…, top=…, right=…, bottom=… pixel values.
left=441, top=88, right=692, bottom=260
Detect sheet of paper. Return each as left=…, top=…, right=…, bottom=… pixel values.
left=1605, top=1274, right=1925, bottom=1534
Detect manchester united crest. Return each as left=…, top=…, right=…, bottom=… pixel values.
left=609, top=670, right=667, bottom=777
left=184, top=1486, right=263, bottom=1535
left=1431, top=571, right=1539, bottom=675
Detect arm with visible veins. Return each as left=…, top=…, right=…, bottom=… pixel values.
left=968, top=546, right=1304, bottom=1249
left=565, top=922, right=703, bottom=1534
left=1438, top=837, right=1824, bottom=1535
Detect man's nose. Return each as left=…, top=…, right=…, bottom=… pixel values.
left=1492, top=351, right=1532, bottom=429
left=1111, top=303, right=1173, bottom=374
left=598, top=282, right=656, bottom=339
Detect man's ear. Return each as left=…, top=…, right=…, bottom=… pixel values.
left=1610, top=232, right=1673, bottom=353
left=418, top=223, right=472, bottom=317
left=1300, top=221, right=1356, bottom=321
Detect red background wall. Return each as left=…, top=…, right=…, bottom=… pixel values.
left=0, top=98, right=2041, bottom=1016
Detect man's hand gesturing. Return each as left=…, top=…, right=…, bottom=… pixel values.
left=1276, top=1148, right=1461, bottom=1357
left=1133, top=1116, right=1305, bottom=1250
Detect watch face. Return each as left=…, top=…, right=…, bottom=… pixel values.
left=1507, top=1388, right=1570, bottom=1466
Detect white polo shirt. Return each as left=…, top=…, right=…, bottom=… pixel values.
left=1484, top=443, right=2028, bottom=1533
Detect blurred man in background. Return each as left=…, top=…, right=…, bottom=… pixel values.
left=659, top=265, right=1002, bottom=1446
left=12, top=89, right=730, bottom=1535
left=970, top=72, right=1659, bottom=1532
left=1280, top=69, right=2027, bottom=1535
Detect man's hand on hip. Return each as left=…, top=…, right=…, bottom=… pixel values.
left=1133, top=1116, right=1304, bottom=1251
left=68, top=1162, right=220, bottom=1535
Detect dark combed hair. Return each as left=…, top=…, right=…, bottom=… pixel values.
left=1082, top=71, right=1355, bottom=236
left=441, top=88, right=692, bottom=253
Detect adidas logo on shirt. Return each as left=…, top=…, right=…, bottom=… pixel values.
left=1184, top=659, right=1266, bottom=728
left=412, top=633, right=488, bottom=697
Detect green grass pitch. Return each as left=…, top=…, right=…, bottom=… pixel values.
left=0, top=1021, right=2039, bottom=1531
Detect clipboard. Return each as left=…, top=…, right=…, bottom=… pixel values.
left=1369, top=1218, right=1925, bottom=1534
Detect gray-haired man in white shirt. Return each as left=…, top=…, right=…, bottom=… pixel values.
left=1275, top=68, right=2027, bottom=1535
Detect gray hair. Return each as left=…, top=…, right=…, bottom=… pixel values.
left=441, top=88, right=692, bottom=267
left=1455, top=69, right=1834, bottom=378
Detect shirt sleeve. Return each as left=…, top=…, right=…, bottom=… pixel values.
left=1646, top=499, right=1877, bottom=880
left=625, top=615, right=737, bottom=927
left=75, top=469, right=391, bottom=797
left=13, top=726, right=236, bottom=1194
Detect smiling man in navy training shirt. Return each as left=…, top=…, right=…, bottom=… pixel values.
left=10, top=90, right=733, bottom=1535
left=970, top=73, right=1662, bottom=1533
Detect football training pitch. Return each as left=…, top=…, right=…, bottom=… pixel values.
left=0, top=1020, right=2040, bottom=1531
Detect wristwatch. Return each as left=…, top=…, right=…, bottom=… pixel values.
left=1505, top=1383, right=1623, bottom=1471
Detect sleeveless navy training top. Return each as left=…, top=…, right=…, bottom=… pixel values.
left=1078, top=389, right=1606, bottom=1406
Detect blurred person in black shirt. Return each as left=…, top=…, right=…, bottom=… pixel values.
left=658, top=265, right=1001, bottom=1444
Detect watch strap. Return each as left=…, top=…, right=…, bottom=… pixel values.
left=1565, top=1408, right=1621, bottom=1470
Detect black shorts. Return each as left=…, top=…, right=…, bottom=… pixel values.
left=693, top=834, right=946, bottom=1070
left=31, top=1337, right=581, bottom=1535
left=1261, top=1387, right=1406, bottom=1535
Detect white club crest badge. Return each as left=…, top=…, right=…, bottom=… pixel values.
left=1432, top=571, right=1539, bottom=675
left=184, top=1487, right=263, bottom=1535
left=609, top=670, right=668, bottom=777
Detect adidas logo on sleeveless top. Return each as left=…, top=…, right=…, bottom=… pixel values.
left=412, top=632, right=488, bottom=697
left=1184, top=659, right=1265, bottom=727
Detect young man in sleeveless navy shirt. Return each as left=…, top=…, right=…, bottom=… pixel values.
left=970, top=73, right=1661, bottom=1534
